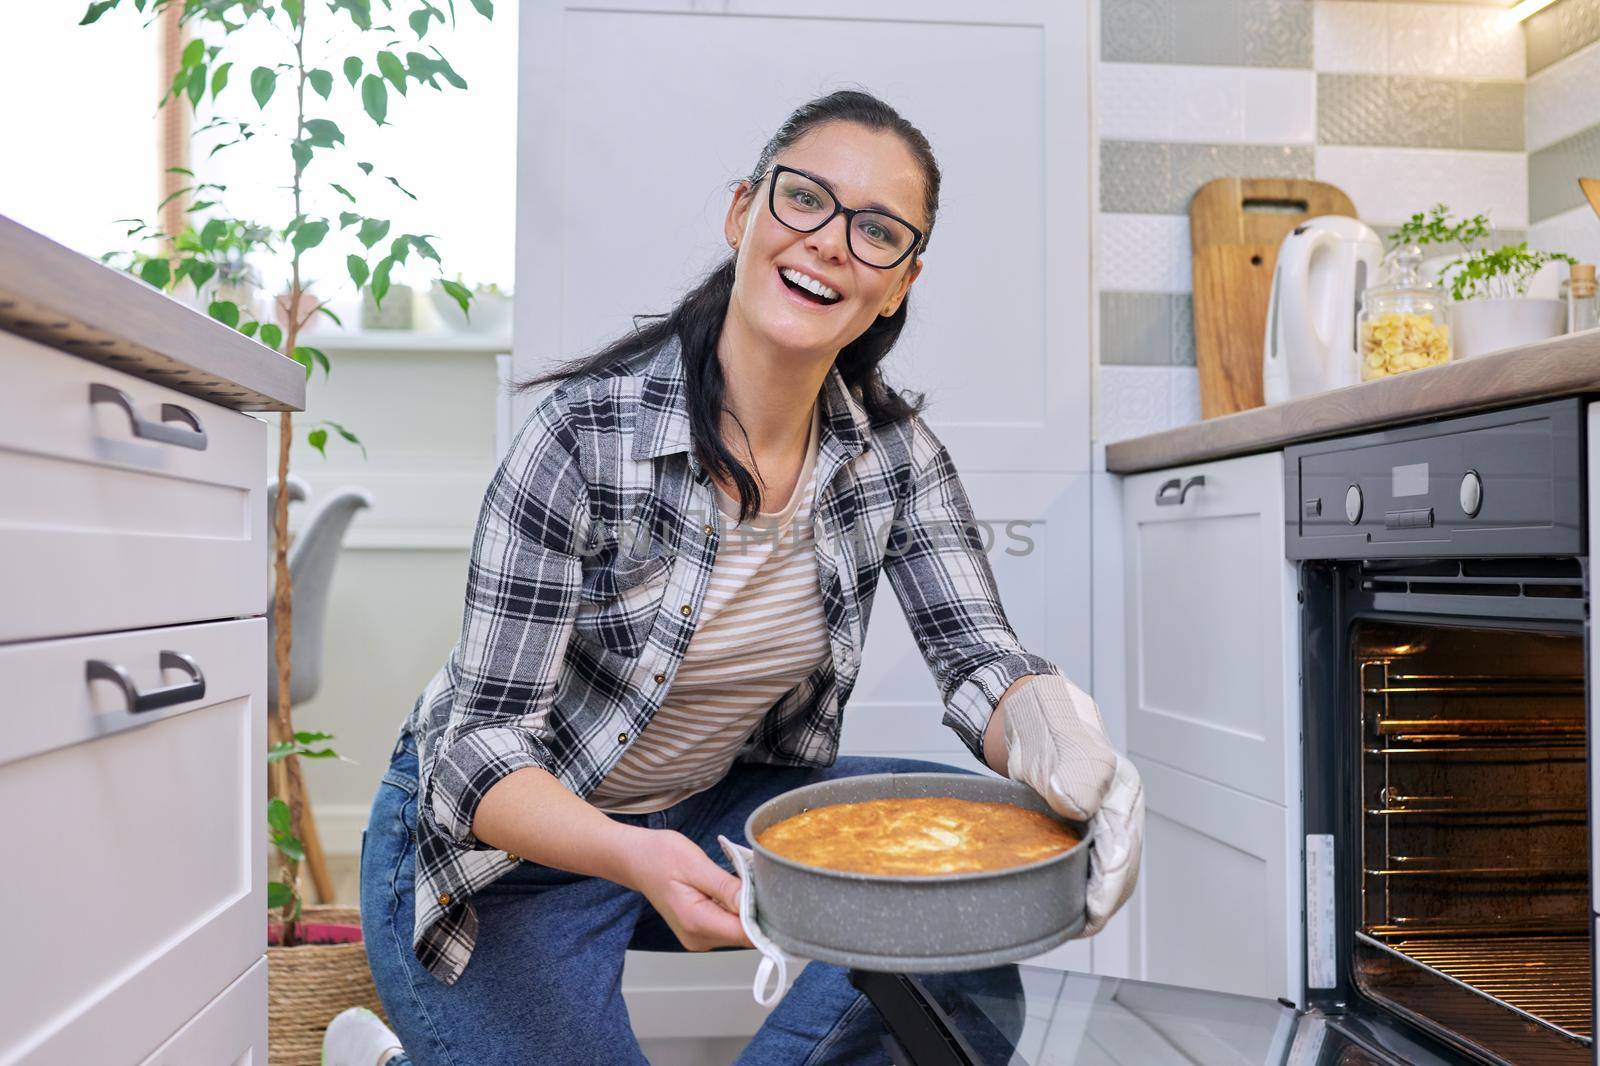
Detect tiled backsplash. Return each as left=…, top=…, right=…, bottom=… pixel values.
left=1095, top=0, right=1555, bottom=446
left=1526, top=0, right=1600, bottom=272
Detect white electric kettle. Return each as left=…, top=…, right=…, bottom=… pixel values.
left=1262, top=215, right=1385, bottom=404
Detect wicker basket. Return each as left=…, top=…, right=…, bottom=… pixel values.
left=267, top=905, right=390, bottom=1065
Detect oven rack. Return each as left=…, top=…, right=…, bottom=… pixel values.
left=1365, top=741, right=1586, bottom=756
left=1365, top=790, right=1587, bottom=818
left=1357, top=931, right=1593, bottom=1045
left=1364, top=854, right=1586, bottom=878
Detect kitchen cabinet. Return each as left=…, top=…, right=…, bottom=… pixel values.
left=0, top=213, right=300, bottom=1064
left=1119, top=450, right=1301, bottom=1002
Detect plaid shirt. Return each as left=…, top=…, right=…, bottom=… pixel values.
left=402, top=332, right=1061, bottom=984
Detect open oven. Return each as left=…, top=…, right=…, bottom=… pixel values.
left=1289, top=398, right=1593, bottom=1065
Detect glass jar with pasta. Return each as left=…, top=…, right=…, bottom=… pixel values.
left=1357, top=244, right=1452, bottom=381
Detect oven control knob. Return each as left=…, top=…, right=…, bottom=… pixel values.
left=1460, top=470, right=1482, bottom=517
left=1344, top=484, right=1363, bottom=525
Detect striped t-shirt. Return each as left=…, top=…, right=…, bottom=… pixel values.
left=588, top=399, right=829, bottom=814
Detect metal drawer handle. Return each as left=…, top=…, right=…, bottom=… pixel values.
left=1155, top=478, right=1183, bottom=506
left=88, top=383, right=209, bottom=451
left=1179, top=475, right=1206, bottom=503
left=86, top=651, right=207, bottom=714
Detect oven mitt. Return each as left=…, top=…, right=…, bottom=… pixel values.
left=1002, top=673, right=1144, bottom=936
left=718, top=834, right=806, bottom=1007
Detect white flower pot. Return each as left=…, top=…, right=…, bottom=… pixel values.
left=1448, top=297, right=1566, bottom=360
left=428, top=287, right=511, bottom=334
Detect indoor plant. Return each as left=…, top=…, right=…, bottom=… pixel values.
left=83, top=0, right=488, bottom=1057
left=427, top=273, right=508, bottom=332
left=1390, top=204, right=1575, bottom=360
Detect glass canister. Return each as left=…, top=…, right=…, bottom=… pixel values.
left=1357, top=243, right=1452, bottom=381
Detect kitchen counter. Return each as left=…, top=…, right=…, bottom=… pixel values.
left=1105, top=327, right=1600, bottom=474
left=0, top=212, right=303, bottom=412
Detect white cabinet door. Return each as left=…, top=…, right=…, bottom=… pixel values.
left=1131, top=758, right=1297, bottom=1002
left=1120, top=450, right=1301, bottom=1002
left=1122, top=451, right=1297, bottom=804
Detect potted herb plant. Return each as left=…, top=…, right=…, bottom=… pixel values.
left=1390, top=204, right=1575, bottom=360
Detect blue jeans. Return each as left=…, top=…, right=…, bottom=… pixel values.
left=360, top=730, right=1026, bottom=1065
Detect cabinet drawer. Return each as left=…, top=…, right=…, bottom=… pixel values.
left=0, top=619, right=265, bottom=1064
left=1121, top=451, right=1298, bottom=803
left=140, top=956, right=267, bottom=1066
left=0, top=331, right=266, bottom=643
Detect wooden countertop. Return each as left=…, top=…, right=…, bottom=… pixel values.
left=1105, top=327, right=1600, bottom=474
left=0, top=213, right=305, bottom=412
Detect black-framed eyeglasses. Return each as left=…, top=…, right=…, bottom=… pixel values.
left=761, top=164, right=924, bottom=270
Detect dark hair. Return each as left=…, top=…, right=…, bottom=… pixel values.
left=511, top=88, right=941, bottom=524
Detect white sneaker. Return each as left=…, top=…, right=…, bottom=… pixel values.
left=322, top=1006, right=405, bottom=1066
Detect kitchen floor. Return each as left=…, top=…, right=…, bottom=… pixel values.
left=322, top=855, right=754, bottom=1064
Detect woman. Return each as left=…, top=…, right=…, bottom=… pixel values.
left=352, top=89, right=1143, bottom=1065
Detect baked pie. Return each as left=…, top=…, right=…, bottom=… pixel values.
left=756, top=796, right=1079, bottom=876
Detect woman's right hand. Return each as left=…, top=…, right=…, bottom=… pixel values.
left=623, top=828, right=754, bottom=951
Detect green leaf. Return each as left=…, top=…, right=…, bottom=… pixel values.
left=343, top=56, right=364, bottom=87
left=389, top=235, right=410, bottom=263
left=199, top=217, right=226, bottom=250
left=259, top=322, right=284, bottom=351
left=361, top=74, right=388, bottom=125
left=182, top=37, right=204, bottom=67
left=291, top=347, right=314, bottom=379
left=405, top=50, right=440, bottom=88
left=325, top=419, right=368, bottom=460
left=470, top=0, right=491, bottom=16
left=377, top=50, right=408, bottom=95
left=188, top=260, right=216, bottom=290
left=290, top=139, right=312, bottom=172
left=338, top=210, right=361, bottom=229
left=211, top=61, right=231, bottom=98
left=385, top=175, right=418, bottom=201
left=267, top=881, right=295, bottom=908
left=283, top=0, right=302, bottom=26
left=291, top=219, right=329, bottom=254
left=441, top=278, right=472, bottom=318
left=186, top=63, right=206, bottom=108
left=303, top=118, right=345, bottom=147
left=251, top=66, right=277, bottom=108
left=208, top=299, right=240, bottom=328
left=331, top=184, right=357, bottom=204
left=308, top=68, right=333, bottom=100
left=165, top=166, right=194, bottom=177
left=240, top=320, right=261, bottom=337
left=347, top=254, right=370, bottom=289
left=356, top=161, right=374, bottom=175
left=408, top=233, right=441, bottom=262
left=308, top=427, right=329, bottom=456
left=409, top=6, right=433, bottom=36
left=295, top=346, right=331, bottom=379
left=428, top=47, right=467, bottom=89
left=315, top=304, right=345, bottom=327
left=138, top=257, right=171, bottom=290
left=79, top=0, right=119, bottom=25
left=267, top=798, right=292, bottom=834
left=357, top=217, right=390, bottom=249
left=295, top=730, right=337, bottom=744
left=271, top=828, right=306, bottom=860
left=371, top=256, right=394, bottom=307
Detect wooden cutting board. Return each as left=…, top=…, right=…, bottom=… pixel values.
left=1190, top=177, right=1358, bottom=419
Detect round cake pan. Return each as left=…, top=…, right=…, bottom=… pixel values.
left=744, top=771, right=1091, bottom=973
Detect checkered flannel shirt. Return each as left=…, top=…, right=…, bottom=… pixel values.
left=402, top=332, right=1062, bottom=984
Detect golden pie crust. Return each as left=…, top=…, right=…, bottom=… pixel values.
left=755, top=796, right=1079, bottom=876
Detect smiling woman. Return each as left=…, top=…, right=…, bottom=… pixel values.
left=354, top=88, right=1135, bottom=1066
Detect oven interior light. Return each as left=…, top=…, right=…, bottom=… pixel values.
left=1508, top=0, right=1558, bottom=22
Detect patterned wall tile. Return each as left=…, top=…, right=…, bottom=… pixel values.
left=1102, top=0, right=1312, bottom=68
left=1097, top=366, right=1178, bottom=442
left=1098, top=64, right=1314, bottom=144
left=1096, top=214, right=1192, bottom=292
left=1170, top=368, right=1203, bottom=426
left=1315, top=145, right=1528, bottom=227
left=1167, top=144, right=1315, bottom=212
left=1315, top=1, right=1523, bottom=79
left=1314, top=1, right=1389, bottom=74
left=1529, top=122, right=1600, bottom=223
left=1100, top=141, right=1174, bottom=214
left=1526, top=0, right=1600, bottom=76
left=1170, top=294, right=1196, bottom=366
left=1318, top=74, right=1522, bottom=152
left=1527, top=40, right=1600, bottom=152
left=1101, top=291, right=1177, bottom=365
